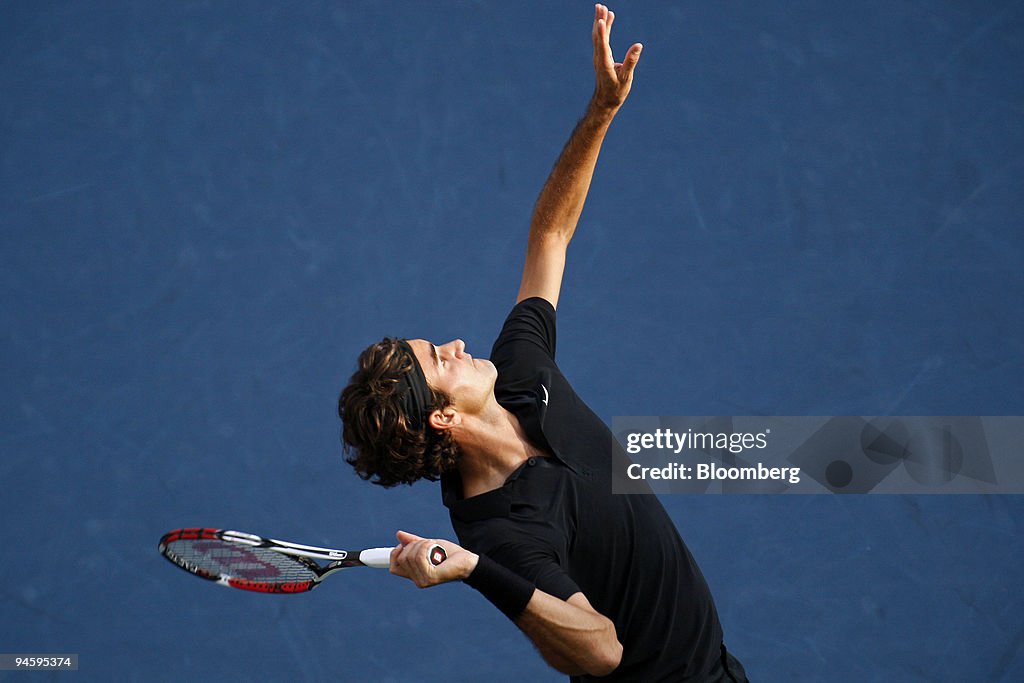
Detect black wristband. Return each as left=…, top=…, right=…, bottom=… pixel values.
left=463, top=554, right=535, bottom=620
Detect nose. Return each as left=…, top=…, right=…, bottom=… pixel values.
left=443, top=339, right=467, bottom=358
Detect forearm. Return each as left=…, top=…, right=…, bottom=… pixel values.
left=463, top=553, right=622, bottom=677
left=514, top=5, right=641, bottom=308
left=515, top=590, right=623, bottom=677
left=529, top=101, right=618, bottom=245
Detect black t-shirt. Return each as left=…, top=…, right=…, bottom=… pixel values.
left=442, top=297, right=724, bottom=682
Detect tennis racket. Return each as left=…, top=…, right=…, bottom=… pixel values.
left=158, top=527, right=447, bottom=594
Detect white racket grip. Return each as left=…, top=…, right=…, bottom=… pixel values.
left=361, top=544, right=448, bottom=570
left=359, top=547, right=394, bottom=569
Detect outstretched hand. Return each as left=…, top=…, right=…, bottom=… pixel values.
left=389, top=530, right=479, bottom=588
left=591, top=4, right=643, bottom=112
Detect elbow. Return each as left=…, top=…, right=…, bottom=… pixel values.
left=540, top=620, right=622, bottom=677
left=588, top=642, right=623, bottom=677
left=546, top=640, right=621, bottom=678
left=585, top=620, right=623, bottom=677
left=527, top=603, right=623, bottom=677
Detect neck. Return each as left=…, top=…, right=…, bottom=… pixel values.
left=454, top=401, right=542, bottom=499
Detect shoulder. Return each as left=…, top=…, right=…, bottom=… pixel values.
left=491, top=297, right=558, bottom=365
left=457, top=461, right=576, bottom=550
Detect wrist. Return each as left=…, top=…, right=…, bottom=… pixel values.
left=463, top=554, right=535, bottom=620
left=586, top=97, right=619, bottom=125
left=461, top=552, right=480, bottom=580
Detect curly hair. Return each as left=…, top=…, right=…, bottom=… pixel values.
left=338, top=337, right=460, bottom=487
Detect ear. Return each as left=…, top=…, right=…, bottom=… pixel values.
left=427, top=406, right=461, bottom=432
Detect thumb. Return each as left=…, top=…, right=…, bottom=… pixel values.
left=396, top=529, right=424, bottom=546
left=623, top=43, right=643, bottom=72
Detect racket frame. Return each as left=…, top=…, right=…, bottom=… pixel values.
left=158, top=527, right=444, bottom=594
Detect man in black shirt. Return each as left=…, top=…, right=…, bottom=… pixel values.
left=338, top=6, right=747, bottom=681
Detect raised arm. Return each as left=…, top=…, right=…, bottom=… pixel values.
left=517, top=4, right=643, bottom=309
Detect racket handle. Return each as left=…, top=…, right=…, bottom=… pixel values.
left=358, top=548, right=392, bottom=568
left=359, top=545, right=447, bottom=569
left=428, top=545, right=447, bottom=566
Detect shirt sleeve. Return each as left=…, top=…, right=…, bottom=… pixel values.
left=490, top=297, right=557, bottom=367
left=484, top=539, right=581, bottom=603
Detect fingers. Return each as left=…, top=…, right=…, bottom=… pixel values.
left=594, top=18, right=615, bottom=71
left=391, top=536, right=424, bottom=576
left=600, top=24, right=614, bottom=71
left=594, top=5, right=638, bottom=77
left=392, top=530, right=427, bottom=578
left=394, top=539, right=442, bottom=586
left=389, top=545, right=403, bottom=572
left=396, top=529, right=424, bottom=545
left=592, top=6, right=610, bottom=46
left=394, top=530, right=432, bottom=568
left=397, top=538, right=426, bottom=565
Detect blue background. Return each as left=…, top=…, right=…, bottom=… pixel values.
left=2, top=1, right=1022, bottom=680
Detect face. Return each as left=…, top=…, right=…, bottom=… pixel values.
left=406, top=338, right=497, bottom=417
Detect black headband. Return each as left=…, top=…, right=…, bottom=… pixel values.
left=396, top=339, right=432, bottom=431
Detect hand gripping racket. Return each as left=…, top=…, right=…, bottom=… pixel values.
left=159, top=528, right=447, bottom=594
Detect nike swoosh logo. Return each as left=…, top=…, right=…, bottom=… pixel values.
left=541, top=384, right=549, bottom=406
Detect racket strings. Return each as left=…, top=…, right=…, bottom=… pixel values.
left=167, top=539, right=319, bottom=583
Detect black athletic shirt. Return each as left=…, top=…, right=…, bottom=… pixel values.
left=441, top=297, right=724, bottom=682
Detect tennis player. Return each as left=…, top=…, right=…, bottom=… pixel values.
left=338, top=6, right=748, bottom=681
